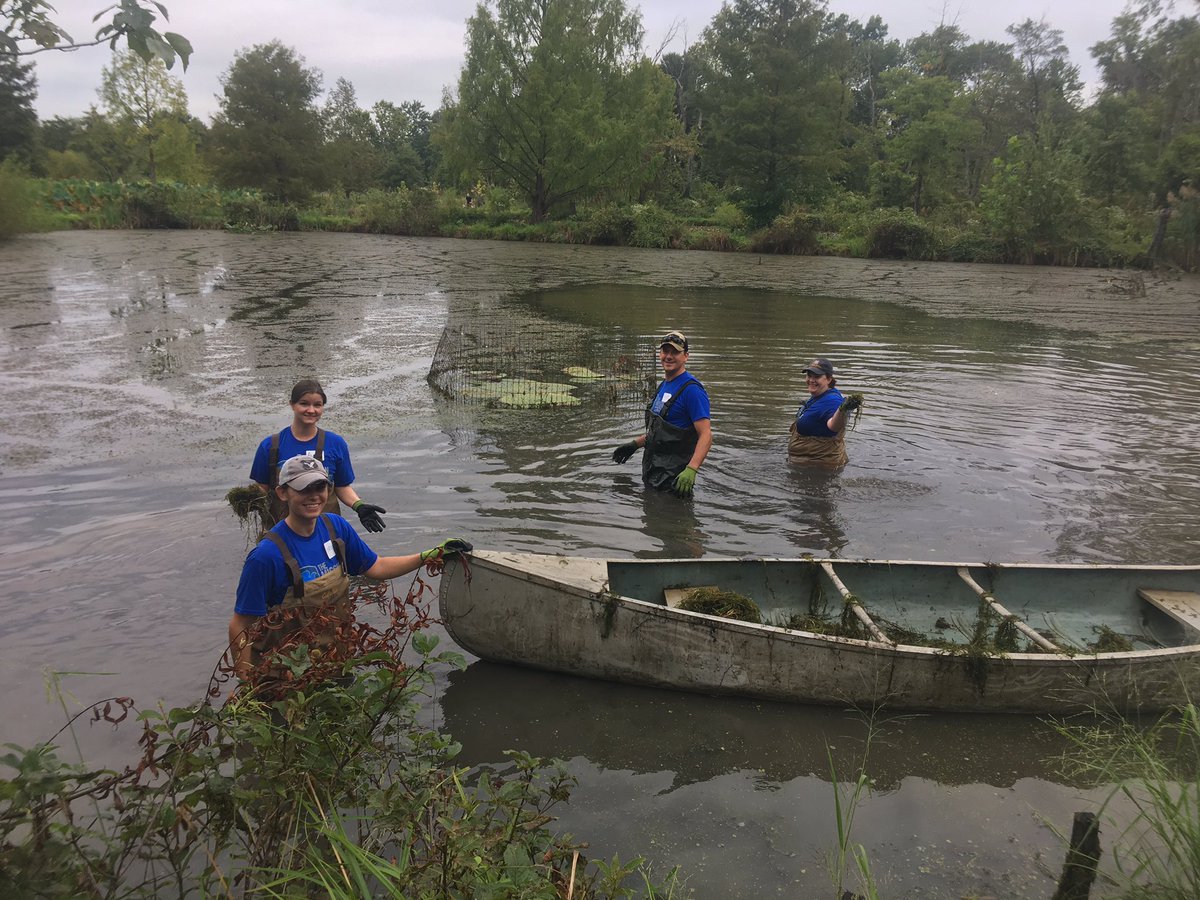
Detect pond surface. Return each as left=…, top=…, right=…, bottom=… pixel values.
left=2, top=231, right=1199, bottom=896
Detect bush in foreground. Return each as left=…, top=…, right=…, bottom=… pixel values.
left=0, top=574, right=684, bottom=898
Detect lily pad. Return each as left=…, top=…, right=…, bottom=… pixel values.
left=562, top=366, right=606, bottom=380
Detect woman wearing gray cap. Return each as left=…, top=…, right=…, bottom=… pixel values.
left=249, top=378, right=388, bottom=533
left=788, top=358, right=859, bottom=466
left=227, top=454, right=470, bottom=690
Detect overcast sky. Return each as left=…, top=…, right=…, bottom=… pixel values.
left=25, top=0, right=1128, bottom=123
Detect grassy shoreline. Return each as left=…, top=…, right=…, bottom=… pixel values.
left=6, top=174, right=1181, bottom=270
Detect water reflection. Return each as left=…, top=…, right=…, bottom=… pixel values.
left=439, top=662, right=1075, bottom=792
left=783, top=464, right=848, bottom=556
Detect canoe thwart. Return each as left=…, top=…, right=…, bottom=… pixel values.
left=818, top=561, right=893, bottom=645
left=956, top=567, right=1062, bottom=653
left=1137, top=589, right=1200, bottom=638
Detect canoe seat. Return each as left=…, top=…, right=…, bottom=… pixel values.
left=1138, top=589, right=1200, bottom=638
left=663, top=586, right=717, bottom=608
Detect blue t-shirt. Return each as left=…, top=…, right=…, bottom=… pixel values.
left=795, top=387, right=845, bottom=437
left=234, top=514, right=378, bottom=616
left=650, top=372, right=711, bottom=430
left=250, top=428, right=356, bottom=488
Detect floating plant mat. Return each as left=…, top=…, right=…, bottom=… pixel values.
left=428, top=315, right=656, bottom=410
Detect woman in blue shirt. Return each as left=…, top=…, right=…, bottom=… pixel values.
left=249, top=379, right=387, bottom=532
left=788, top=358, right=859, bottom=466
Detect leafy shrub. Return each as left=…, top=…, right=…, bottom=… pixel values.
left=224, top=193, right=301, bottom=231
left=357, top=186, right=442, bottom=235
left=748, top=206, right=823, bottom=255
left=0, top=161, right=45, bottom=239
left=629, top=203, right=684, bottom=249
left=864, top=208, right=938, bottom=259
left=572, top=203, right=637, bottom=245
left=0, top=579, right=684, bottom=897
left=683, top=226, right=743, bottom=252
left=711, top=201, right=749, bottom=231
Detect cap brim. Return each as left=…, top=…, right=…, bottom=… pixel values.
left=283, top=473, right=332, bottom=490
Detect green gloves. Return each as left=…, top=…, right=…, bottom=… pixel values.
left=352, top=500, right=386, bottom=532
left=420, top=538, right=474, bottom=561
left=672, top=466, right=697, bottom=497
left=612, top=441, right=639, bottom=464
left=839, top=394, right=863, bottom=413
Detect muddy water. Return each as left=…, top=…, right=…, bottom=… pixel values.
left=3, top=231, right=1200, bottom=897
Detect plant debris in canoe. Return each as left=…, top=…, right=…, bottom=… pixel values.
left=677, top=587, right=762, bottom=624
left=1089, top=625, right=1135, bottom=653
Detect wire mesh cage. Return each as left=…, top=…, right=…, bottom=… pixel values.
left=428, top=317, right=657, bottom=410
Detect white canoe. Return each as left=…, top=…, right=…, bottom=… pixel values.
left=437, top=551, right=1200, bottom=714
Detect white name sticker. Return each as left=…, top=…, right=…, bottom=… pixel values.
left=324, top=540, right=335, bottom=558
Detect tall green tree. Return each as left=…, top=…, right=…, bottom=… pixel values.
left=873, top=71, right=980, bottom=214
left=372, top=100, right=426, bottom=187
left=98, top=49, right=189, bottom=182
left=208, top=41, right=324, bottom=201
left=1004, top=18, right=1081, bottom=147
left=697, top=0, right=846, bottom=222
left=1089, top=3, right=1200, bottom=262
left=322, top=77, right=383, bottom=194
left=439, top=0, right=676, bottom=222
left=0, top=53, right=37, bottom=162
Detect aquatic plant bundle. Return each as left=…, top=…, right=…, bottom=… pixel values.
left=677, top=586, right=763, bottom=623
left=225, top=484, right=272, bottom=539
left=845, top=392, right=865, bottom=429
left=427, top=317, right=656, bottom=409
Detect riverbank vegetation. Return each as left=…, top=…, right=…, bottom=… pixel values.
left=3, top=0, right=1199, bottom=268
left=1053, top=701, right=1200, bottom=898
left=0, top=575, right=684, bottom=897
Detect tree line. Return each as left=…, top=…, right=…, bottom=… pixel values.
left=2, top=0, right=1199, bottom=269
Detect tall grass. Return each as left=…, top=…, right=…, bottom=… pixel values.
left=825, top=710, right=883, bottom=900
left=1053, top=701, right=1200, bottom=898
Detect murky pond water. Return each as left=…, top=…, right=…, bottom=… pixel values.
left=3, top=231, right=1200, bottom=896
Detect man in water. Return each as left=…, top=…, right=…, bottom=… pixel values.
left=611, top=330, right=712, bottom=497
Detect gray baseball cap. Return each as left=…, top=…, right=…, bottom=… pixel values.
left=278, top=454, right=332, bottom=490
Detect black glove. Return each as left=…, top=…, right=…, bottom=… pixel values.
left=612, top=441, right=639, bottom=464
left=839, top=394, right=862, bottom=413
left=420, top=538, right=474, bottom=561
left=353, top=501, right=387, bottom=532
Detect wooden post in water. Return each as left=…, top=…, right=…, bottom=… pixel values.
left=1052, top=811, right=1101, bottom=900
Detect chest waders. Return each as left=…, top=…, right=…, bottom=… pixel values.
left=643, top=379, right=703, bottom=491
left=266, top=428, right=342, bottom=525
left=787, top=421, right=848, bottom=467
left=248, top=514, right=353, bottom=692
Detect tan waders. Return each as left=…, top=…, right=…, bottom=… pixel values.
left=247, top=514, right=353, bottom=694
left=787, top=422, right=848, bottom=467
